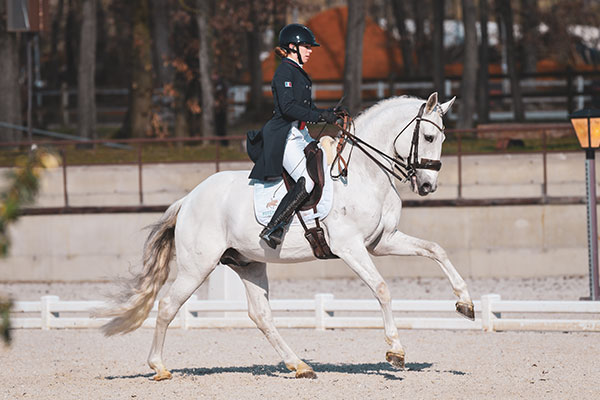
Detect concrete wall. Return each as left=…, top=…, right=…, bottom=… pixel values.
left=0, top=152, right=595, bottom=281
left=0, top=204, right=592, bottom=281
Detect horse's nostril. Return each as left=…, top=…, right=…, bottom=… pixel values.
left=422, top=182, right=431, bottom=191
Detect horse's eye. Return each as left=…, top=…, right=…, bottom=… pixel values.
left=424, top=135, right=434, bottom=143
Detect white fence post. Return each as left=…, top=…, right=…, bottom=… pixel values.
left=377, top=81, right=385, bottom=99
left=315, top=293, right=334, bottom=331
left=577, top=75, right=585, bottom=110
left=208, top=264, right=246, bottom=317
left=41, top=295, right=59, bottom=330
left=481, top=294, right=501, bottom=332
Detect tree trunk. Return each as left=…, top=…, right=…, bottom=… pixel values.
left=246, top=2, right=264, bottom=121
left=78, top=0, right=97, bottom=141
left=343, top=0, right=366, bottom=116
left=65, top=0, right=79, bottom=87
left=390, top=0, right=415, bottom=77
left=432, top=0, right=445, bottom=100
left=49, top=0, right=65, bottom=89
left=197, top=0, right=215, bottom=138
left=520, top=0, right=539, bottom=74
left=0, top=2, right=22, bottom=142
left=477, top=0, right=490, bottom=124
left=151, top=0, right=173, bottom=88
left=412, top=0, right=427, bottom=73
left=128, top=0, right=154, bottom=137
left=457, top=0, right=478, bottom=129
left=497, top=0, right=525, bottom=121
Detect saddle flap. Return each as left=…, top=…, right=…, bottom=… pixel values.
left=282, top=141, right=325, bottom=211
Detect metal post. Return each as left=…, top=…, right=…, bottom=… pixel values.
left=585, top=148, right=600, bottom=300
left=27, top=35, right=33, bottom=143
left=138, top=144, right=144, bottom=205
left=457, top=132, right=463, bottom=199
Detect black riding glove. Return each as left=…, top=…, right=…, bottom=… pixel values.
left=333, top=106, right=349, bottom=118
left=319, top=109, right=337, bottom=124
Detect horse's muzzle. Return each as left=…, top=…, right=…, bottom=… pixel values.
left=418, top=181, right=435, bottom=196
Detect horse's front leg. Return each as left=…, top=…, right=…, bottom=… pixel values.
left=331, top=240, right=406, bottom=369
left=371, top=229, right=474, bottom=319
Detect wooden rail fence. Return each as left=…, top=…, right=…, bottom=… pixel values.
left=10, top=294, right=600, bottom=332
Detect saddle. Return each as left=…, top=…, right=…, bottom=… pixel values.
left=282, top=141, right=338, bottom=260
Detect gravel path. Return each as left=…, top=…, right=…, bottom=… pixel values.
left=1, top=276, right=598, bottom=399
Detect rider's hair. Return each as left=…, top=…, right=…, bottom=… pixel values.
left=274, top=46, right=289, bottom=58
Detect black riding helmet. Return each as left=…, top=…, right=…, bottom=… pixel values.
left=278, top=23, right=320, bottom=65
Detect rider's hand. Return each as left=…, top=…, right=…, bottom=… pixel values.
left=319, top=110, right=338, bottom=124
left=333, top=106, right=349, bottom=118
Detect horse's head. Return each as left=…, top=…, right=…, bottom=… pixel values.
left=394, top=92, right=455, bottom=196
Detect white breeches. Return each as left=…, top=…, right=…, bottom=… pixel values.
left=282, top=124, right=315, bottom=193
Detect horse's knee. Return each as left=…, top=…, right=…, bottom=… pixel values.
left=247, top=306, right=272, bottom=330
left=376, top=282, right=391, bottom=304
left=424, top=241, right=446, bottom=259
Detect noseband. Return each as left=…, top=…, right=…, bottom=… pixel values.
left=332, top=102, right=445, bottom=183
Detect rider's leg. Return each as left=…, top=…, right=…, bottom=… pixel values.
left=260, top=128, right=314, bottom=248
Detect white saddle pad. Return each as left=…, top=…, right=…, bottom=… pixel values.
left=252, top=146, right=334, bottom=227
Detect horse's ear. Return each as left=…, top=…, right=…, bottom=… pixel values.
left=425, top=92, right=438, bottom=114
left=439, top=96, right=456, bottom=115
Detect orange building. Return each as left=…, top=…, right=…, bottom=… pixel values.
left=262, top=7, right=404, bottom=81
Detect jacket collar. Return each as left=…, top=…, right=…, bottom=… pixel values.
left=282, top=58, right=312, bottom=81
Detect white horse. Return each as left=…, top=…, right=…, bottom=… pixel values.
left=100, top=92, right=474, bottom=380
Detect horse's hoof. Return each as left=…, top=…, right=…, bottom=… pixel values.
left=456, top=301, right=475, bottom=320
left=152, top=370, right=172, bottom=381
left=385, top=350, right=405, bottom=369
left=296, top=369, right=317, bottom=379
left=294, top=361, right=317, bottom=379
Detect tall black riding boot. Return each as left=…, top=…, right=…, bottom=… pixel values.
left=260, top=176, right=310, bottom=249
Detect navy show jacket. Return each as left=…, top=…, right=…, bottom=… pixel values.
left=247, top=58, right=322, bottom=181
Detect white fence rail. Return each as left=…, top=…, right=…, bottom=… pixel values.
left=9, top=294, right=600, bottom=332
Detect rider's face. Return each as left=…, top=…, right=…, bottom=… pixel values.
left=299, top=44, right=312, bottom=63
left=289, top=44, right=313, bottom=64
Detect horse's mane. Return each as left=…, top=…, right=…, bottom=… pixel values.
left=353, top=95, right=424, bottom=126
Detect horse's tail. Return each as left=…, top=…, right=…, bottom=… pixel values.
left=98, top=198, right=184, bottom=336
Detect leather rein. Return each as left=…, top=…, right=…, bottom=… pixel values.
left=331, top=103, right=444, bottom=182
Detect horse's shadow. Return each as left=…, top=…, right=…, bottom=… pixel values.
left=106, top=361, right=466, bottom=381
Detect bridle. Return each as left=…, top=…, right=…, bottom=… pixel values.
left=331, top=102, right=445, bottom=183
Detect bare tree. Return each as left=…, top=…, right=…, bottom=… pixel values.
left=128, top=0, right=154, bottom=137
left=151, top=0, right=174, bottom=88
left=197, top=0, right=215, bottom=137
left=477, top=0, right=490, bottom=124
left=520, top=0, right=539, bottom=74
left=65, top=0, right=79, bottom=87
left=343, top=0, right=366, bottom=115
left=390, top=0, right=415, bottom=77
left=432, top=0, right=445, bottom=100
left=497, top=0, right=524, bottom=121
left=49, top=0, right=65, bottom=88
left=412, top=0, right=428, bottom=73
left=246, top=1, right=264, bottom=120
left=78, top=0, right=97, bottom=141
left=457, top=0, right=478, bottom=129
left=0, top=2, right=22, bottom=142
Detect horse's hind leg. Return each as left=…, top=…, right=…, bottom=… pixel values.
left=230, top=262, right=317, bottom=379
left=371, top=230, right=474, bottom=319
left=147, top=266, right=216, bottom=380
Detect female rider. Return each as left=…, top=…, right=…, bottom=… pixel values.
left=247, top=23, right=338, bottom=249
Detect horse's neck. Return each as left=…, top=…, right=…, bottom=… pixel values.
left=338, top=110, right=405, bottom=198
